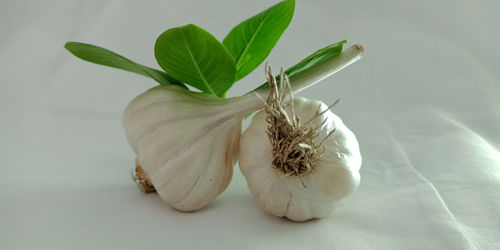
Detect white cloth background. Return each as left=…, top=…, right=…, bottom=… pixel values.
left=1, top=0, right=499, bottom=249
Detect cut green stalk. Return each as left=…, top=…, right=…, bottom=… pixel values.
left=249, top=44, right=364, bottom=99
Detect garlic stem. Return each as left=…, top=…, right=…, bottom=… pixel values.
left=230, top=44, right=364, bottom=116
left=251, top=44, right=364, bottom=97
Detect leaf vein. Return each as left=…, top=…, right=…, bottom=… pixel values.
left=180, top=28, right=216, bottom=95
left=235, top=11, right=272, bottom=67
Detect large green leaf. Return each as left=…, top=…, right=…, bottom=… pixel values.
left=155, top=24, right=236, bottom=97
left=223, top=0, right=295, bottom=81
left=64, top=42, right=186, bottom=88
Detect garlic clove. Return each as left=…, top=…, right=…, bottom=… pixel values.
left=239, top=95, right=362, bottom=221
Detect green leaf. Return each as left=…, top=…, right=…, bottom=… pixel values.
left=64, top=42, right=186, bottom=88
left=154, top=24, right=236, bottom=97
left=285, top=40, right=346, bottom=77
left=251, top=40, right=347, bottom=92
left=223, top=0, right=295, bottom=81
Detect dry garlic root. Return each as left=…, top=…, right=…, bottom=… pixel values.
left=133, top=159, right=155, bottom=193
left=239, top=68, right=362, bottom=221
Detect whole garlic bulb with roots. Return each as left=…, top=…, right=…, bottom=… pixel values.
left=123, top=44, right=363, bottom=212
left=239, top=67, right=362, bottom=221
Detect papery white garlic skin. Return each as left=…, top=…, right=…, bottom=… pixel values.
left=123, top=85, right=257, bottom=212
left=239, top=97, right=362, bottom=221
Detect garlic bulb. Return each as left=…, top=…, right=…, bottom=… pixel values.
left=239, top=70, right=362, bottom=221
left=123, top=85, right=260, bottom=211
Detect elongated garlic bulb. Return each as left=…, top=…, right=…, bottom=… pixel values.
left=239, top=69, right=362, bottom=221
left=123, top=85, right=261, bottom=211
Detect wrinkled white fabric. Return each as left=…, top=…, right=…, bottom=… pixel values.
left=1, top=0, right=499, bottom=249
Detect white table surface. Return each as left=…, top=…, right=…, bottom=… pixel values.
left=1, top=0, right=499, bottom=249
